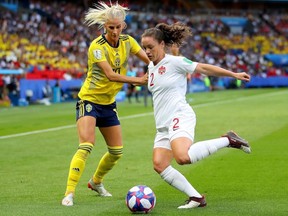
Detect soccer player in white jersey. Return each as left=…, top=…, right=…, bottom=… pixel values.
left=141, top=22, right=251, bottom=209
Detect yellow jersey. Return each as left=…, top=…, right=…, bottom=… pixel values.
left=78, top=34, right=142, bottom=105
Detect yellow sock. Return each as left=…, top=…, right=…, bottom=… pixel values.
left=92, top=146, right=123, bottom=184
left=65, top=142, right=93, bottom=196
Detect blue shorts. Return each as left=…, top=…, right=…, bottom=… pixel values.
left=76, top=100, right=120, bottom=127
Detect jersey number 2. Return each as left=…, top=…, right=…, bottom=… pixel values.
left=173, top=118, right=180, bottom=131
left=149, top=73, right=154, bottom=86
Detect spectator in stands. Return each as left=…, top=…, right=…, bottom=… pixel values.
left=61, top=2, right=150, bottom=207
left=42, top=80, right=52, bottom=97
left=0, top=76, right=4, bottom=98
left=1, top=1, right=287, bottom=81
left=243, top=14, right=255, bottom=37
left=6, top=75, right=20, bottom=106
left=54, top=79, right=65, bottom=101
left=0, top=78, right=10, bottom=107
left=40, top=79, right=52, bottom=105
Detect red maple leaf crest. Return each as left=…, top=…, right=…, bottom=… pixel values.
left=158, top=65, right=166, bottom=75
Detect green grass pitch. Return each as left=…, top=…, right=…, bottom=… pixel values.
left=0, top=88, right=287, bottom=216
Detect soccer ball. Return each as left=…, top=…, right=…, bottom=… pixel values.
left=126, top=185, right=156, bottom=213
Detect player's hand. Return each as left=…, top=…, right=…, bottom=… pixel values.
left=235, top=72, right=250, bottom=82
left=135, top=73, right=148, bottom=85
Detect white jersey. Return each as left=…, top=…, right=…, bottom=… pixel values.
left=148, top=54, right=198, bottom=130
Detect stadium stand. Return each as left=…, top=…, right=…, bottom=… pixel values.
left=0, top=0, right=287, bottom=106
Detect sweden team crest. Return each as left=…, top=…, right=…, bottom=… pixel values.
left=85, top=104, right=92, bottom=112
left=115, top=57, right=120, bottom=67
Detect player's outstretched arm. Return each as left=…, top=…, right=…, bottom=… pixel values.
left=233, top=72, right=250, bottom=81
left=195, top=63, right=250, bottom=82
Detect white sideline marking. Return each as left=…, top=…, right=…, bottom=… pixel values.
left=0, top=90, right=286, bottom=140
left=0, top=125, right=75, bottom=139
left=0, top=113, right=154, bottom=140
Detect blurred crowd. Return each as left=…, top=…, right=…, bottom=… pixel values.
left=0, top=0, right=287, bottom=104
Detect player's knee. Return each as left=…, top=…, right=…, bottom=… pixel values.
left=153, top=159, right=167, bottom=174
left=153, top=165, right=162, bottom=174
left=174, top=154, right=190, bottom=165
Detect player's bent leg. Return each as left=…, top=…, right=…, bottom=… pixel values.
left=170, top=137, right=193, bottom=165
left=154, top=138, right=205, bottom=209
left=187, top=137, right=229, bottom=164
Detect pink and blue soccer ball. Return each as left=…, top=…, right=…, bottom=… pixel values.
left=126, top=185, right=156, bottom=213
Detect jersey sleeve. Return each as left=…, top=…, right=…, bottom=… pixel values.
left=128, top=35, right=142, bottom=55
left=88, top=41, right=107, bottom=63
left=175, top=56, right=198, bottom=74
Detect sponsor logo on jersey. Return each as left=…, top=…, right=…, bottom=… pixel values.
left=85, top=104, right=92, bottom=112
left=158, top=65, right=166, bottom=75
left=93, top=49, right=102, bottom=60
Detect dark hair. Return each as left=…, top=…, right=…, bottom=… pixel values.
left=141, top=22, right=192, bottom=47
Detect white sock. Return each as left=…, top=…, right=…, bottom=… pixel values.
left=160, top=165, right=201, bottom=198
left=188, top=137, right=229, bottom=163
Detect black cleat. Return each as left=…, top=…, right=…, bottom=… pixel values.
left=222, top=131, right=251, bottom=154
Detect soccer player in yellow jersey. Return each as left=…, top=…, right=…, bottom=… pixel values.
left=62, top=2, right=150, bottom=206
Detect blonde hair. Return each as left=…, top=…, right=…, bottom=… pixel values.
left=84, top=1, right=129, bottom=28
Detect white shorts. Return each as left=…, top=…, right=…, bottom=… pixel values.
left=153, top=110, right=196, bottom=150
